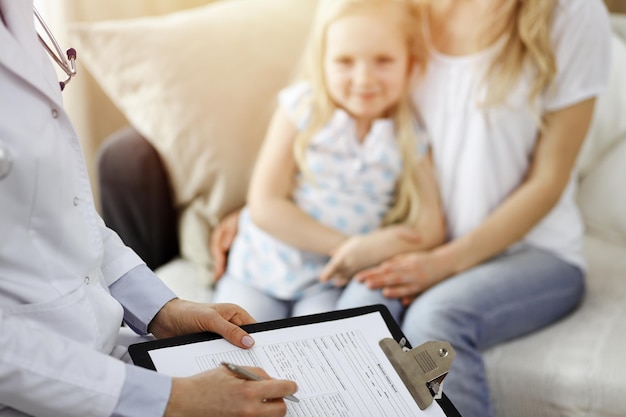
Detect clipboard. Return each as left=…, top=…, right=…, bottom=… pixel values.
left=129, top=304, right=461, bottom=417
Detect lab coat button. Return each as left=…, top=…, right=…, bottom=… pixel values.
left=84, top=276, right=90, bottom=285
left=51, top=108, right=59, bottom=118
left=0, top=143, right=11, bottom=180
left=73, top=196, right=79, bottom=206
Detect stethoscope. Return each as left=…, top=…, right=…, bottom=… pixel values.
left=33, top=6, right=78, bottom=92
left=0, top=6, right=77, bottom=180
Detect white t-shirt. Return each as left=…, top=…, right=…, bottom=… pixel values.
left=413, top=0, right=611, bottom=270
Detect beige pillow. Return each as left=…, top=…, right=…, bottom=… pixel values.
left=578, top=136, right=626, bottom=246
left=70, top=0, right=318, bottom=276
left=577, top=17, right=626, bottom=177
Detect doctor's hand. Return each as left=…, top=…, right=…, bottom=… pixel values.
left=165, top=366, right=297, bottom=417
left=210, top=209, right=241, bottom=280
left=148, top=299, right=256, bottom=349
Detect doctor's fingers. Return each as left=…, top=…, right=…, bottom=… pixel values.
left=169, top=369, right=293, bottom=417
left=202, top=304, right=257, bottom=348
left=208, top=302, right=256, bottom=327
left=221, top=371, right=296, bottom=417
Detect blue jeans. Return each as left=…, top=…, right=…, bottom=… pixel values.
left=336, top=246, right=584, bottom=417
left=214, top=276, right=343, bottom=322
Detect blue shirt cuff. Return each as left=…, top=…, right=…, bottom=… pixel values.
left=112, top=364, right=172, bottom=417
left=110, top=264, right=177, bottom=335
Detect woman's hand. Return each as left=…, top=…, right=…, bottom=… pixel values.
left=165, top=366, right=297, bottom=417
left=210, top=209, right=241, bottom=280
left=354, top=250, right=451, bottom=306
left=148, top=299, right=256, bottom=348
left=320, top=226, right=422, bottom=285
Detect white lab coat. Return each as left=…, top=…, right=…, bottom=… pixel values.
left=0, top=1, right=145, bottom=416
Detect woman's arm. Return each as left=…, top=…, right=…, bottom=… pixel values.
left=247, top=107, right=347, bottom=255
left=357, top=98, right=596, bottom=302
left=320, top=151, right=447, bottom=281
left=437, top=98, right=595, bottom=275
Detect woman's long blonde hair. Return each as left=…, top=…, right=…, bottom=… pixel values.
left=418, top=0, right=558, bottom=107
left=294, top=0, right=427, bottom=225
left=485, top=0, right=558, bottom=107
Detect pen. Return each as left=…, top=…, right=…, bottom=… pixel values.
left=221, top=361, right=300, bottom=403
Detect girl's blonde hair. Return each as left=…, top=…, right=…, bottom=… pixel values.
left=294, top=0, right=427, bottom=225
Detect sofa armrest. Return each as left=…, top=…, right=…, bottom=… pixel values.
left=97, top=126, right=179, bottom=269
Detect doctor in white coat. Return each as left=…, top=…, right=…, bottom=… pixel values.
left=0, top=1, right=297, bottom=416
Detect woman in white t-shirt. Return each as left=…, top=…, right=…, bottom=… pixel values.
left=211, top=1, right=611, bottom=415
left=331, top=0, right=612, bottom=416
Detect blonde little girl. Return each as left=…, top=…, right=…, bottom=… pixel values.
left=213, top=0, right=445, bottom=321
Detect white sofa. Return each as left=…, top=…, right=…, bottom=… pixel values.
left=68, top=1, right=626, bottom=416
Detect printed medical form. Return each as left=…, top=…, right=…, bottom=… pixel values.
left=148, top=312, right=446, bottom=417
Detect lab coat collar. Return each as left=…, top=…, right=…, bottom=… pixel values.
left=0, top=0, right=64, bottom=108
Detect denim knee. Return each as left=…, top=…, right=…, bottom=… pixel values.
left=402, top=297, right=478, bottom=349
left=336, top=279, right=404, bottom=322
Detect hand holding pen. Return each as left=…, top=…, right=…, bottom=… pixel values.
left=221, top=362, right=300, bottom=403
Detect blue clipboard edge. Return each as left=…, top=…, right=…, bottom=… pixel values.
left=128, top=304, right=461, bottom=416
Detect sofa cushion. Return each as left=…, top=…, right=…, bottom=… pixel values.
left=577, top=16, right=626, bottom=178
left=575, top=17, right=626, bottom=247
left=577, top=136, right=626, bottom=246
left=155, top=258, right=214, bottom=303
left=69, top=0, right=318, bottom=278
left=485, top=234, right=626, bottom=417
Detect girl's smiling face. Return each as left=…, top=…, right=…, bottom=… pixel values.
left=323, top=8, right=413, bottom=135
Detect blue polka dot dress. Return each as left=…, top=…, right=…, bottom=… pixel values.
left=224, top=83, right=412, bottom=300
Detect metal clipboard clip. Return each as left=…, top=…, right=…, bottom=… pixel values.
left=379, top=338, right=455, bottom=410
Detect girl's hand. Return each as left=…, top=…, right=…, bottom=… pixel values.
left=210, top=209, right=241, bottom=280
left=320, top=226, right=422, bottom=284
left=148, top=299, right=256, bottom=348
left=354, top=250, right=451, bottom=306
left=319, top=234, right=375, bottom=285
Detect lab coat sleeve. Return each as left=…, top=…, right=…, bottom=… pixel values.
left=98, top=218, right=146, bottom=287
left=98, top=217, right=177, bottom=334
left=0, top=308, right=126, bottom=417
left=113, top=364, right=172, bottom=417
left=110, top=265, right=177, bottom=335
